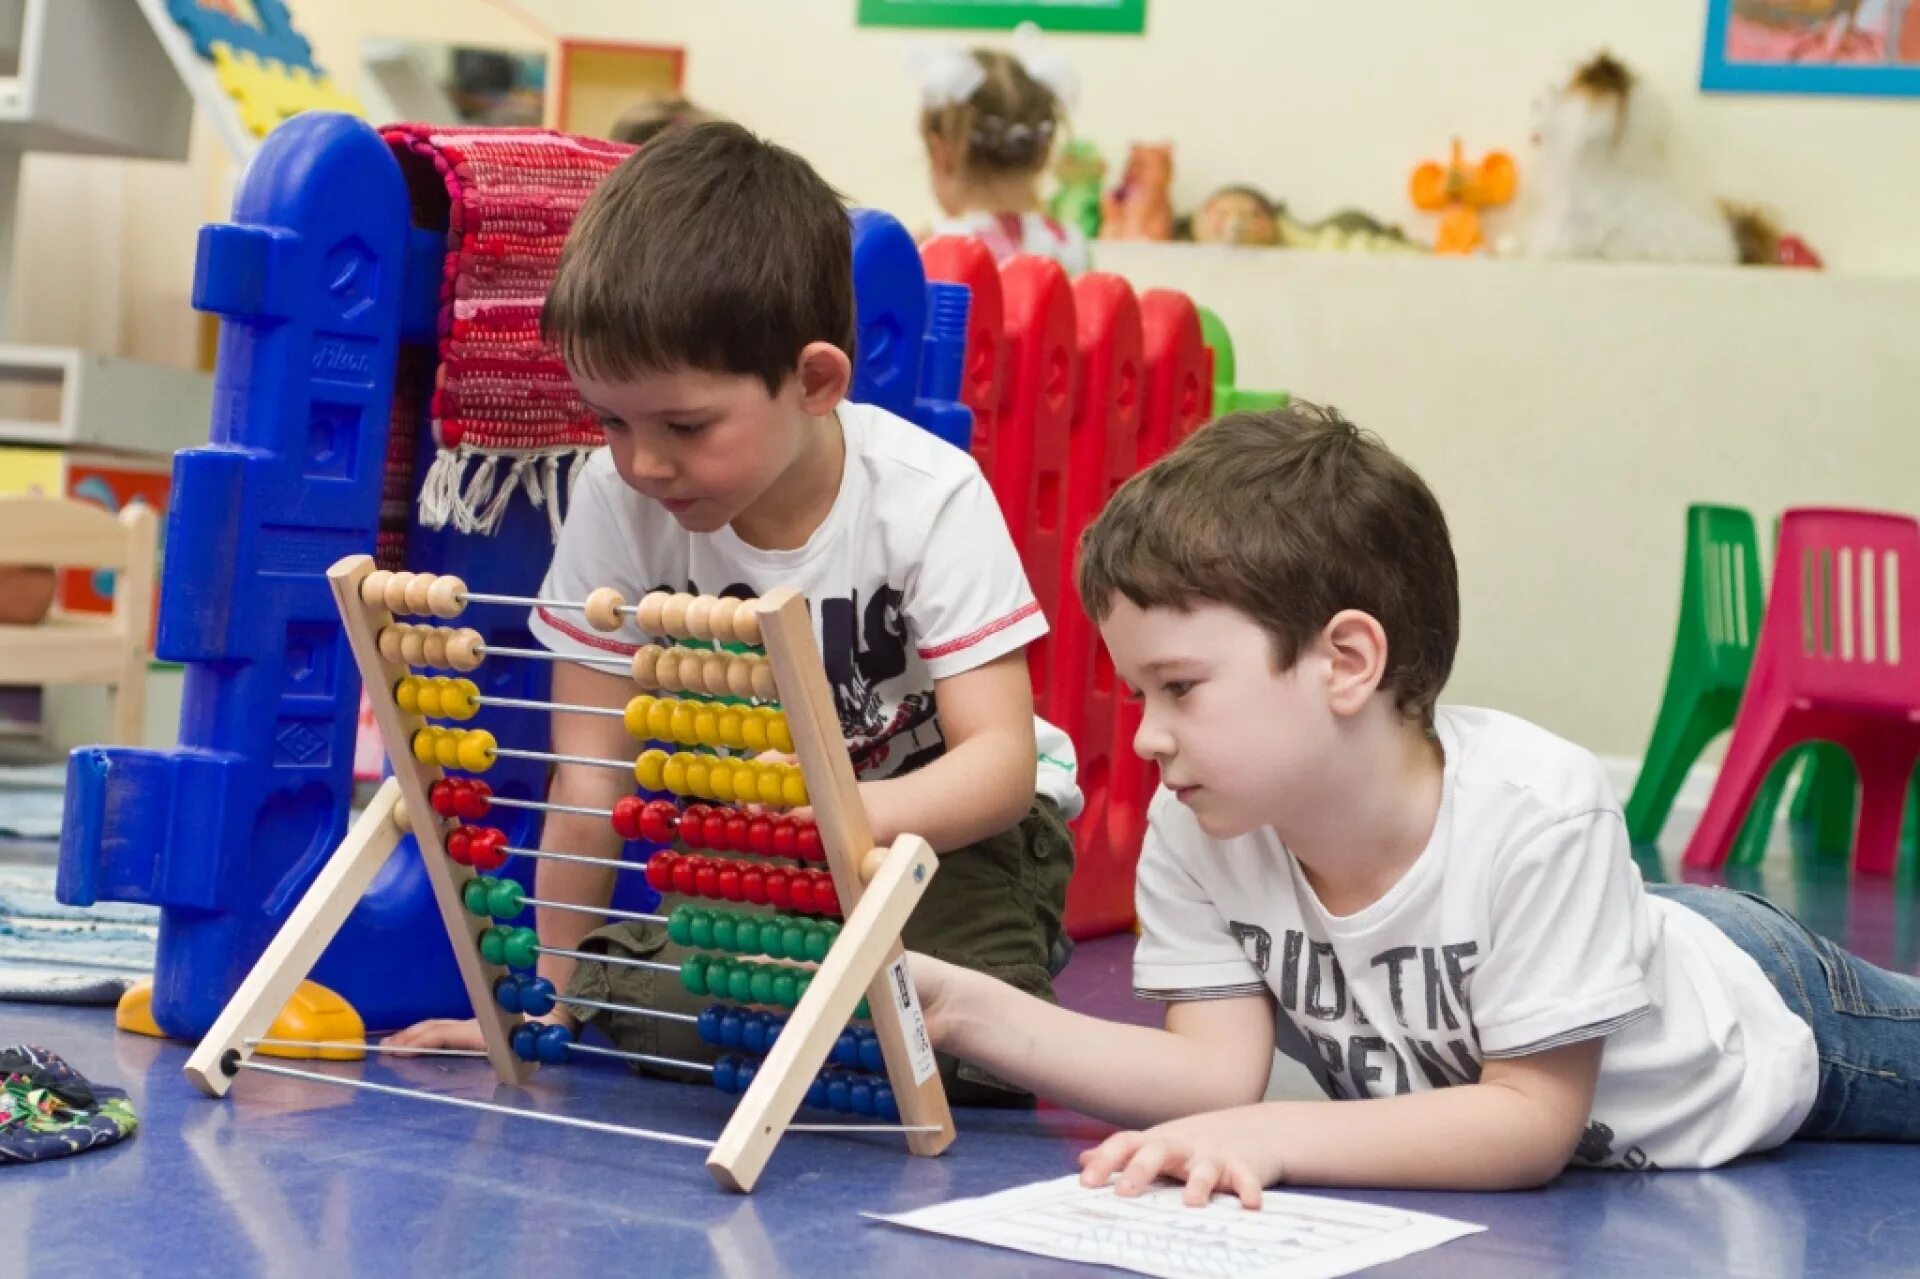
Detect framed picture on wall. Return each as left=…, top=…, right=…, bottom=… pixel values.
left=857, top=0, right=1146, bottom=34
left=1702, top=0, right=1920, bottom=96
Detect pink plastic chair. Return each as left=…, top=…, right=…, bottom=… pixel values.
left=1684, top=508, right=1920, bottom=876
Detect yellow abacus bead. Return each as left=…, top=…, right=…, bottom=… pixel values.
left=768, top=714, right=794, bottom=755
left=385, top=571, right=416, bottom=614
left=636, top=591, right=670, bottom=637
left=456, top=729, right=497, bottom=773
left=780, top=768, right=808, bottom=808
left=662, top=593, right=691, bottom=638
left=435, top=730, right=464, bottom=769
left=661, top=753, right=688, bottom=796
left=717, top=710, right=745, bottom=750
left=756, top=767, right=784, bottom=806
left=445, top=679, right=481, bottom=721
left=635, top=748, right=668, bottom=792
left=624, top=695, right=654, bottom=740
left=733, top=603, right=763, bottom=647
left=693, top=706, right=721, bottom=748
left=727, top=657, right=756, bottom=701
left=684, top=756, right=713, bottom=799
left=360, top=570, right=394, bottom=607
left=646, top=699, right=675, bottom=741
left=741, top=712, right=770, bottom=752
left=415, top=678, right=444, bottom=718
left=669, top=702, right=698, bottom=746
left=630, top=644, right=662, bottom=690
left=411, top=728, right=437, bottom=764
left=394, top=676, right=420, bottom=715
left=730, top=759, right=758, bottom=803
left=685, top=594, right=717, bottom=641
left=404, top=573, right=437, bottom=616
left=426, top=575, right=466, bottom=620
left=584, top=586, right=626, bottom=633
left=709, top=761, right=736, bottom=803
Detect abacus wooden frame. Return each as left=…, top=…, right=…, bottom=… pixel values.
left=183, top=555, right=956, bottom=1194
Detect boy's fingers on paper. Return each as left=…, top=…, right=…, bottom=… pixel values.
left=1077, top=1131, right=1142, bottom=1186
left=1117, top=1141, right=1172, bottom=1197
left=1181, top=1158, right=1220, bottom=1207
left=1226, top=1161, right=1264, bottom=1210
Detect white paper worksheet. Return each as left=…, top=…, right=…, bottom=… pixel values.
left=869, top=1176, right=1484, bottom=1279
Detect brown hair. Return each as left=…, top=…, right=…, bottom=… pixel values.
left=542, top=121, right=855, bottom=395
left=1076, top=403, right=1459, bottom=726
left=607, top=95, right=714, bottom=147
left=921, top=49, right=1064, bottom=177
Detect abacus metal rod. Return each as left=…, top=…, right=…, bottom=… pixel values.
left=478, top=693, right=625, bottom=718
left=535, top=943, right=681, bottom=975
left=566, top=1040, right=713, bottom=1073
left=494, top=745, right=635, bottom=772
left=556, top=994, right=699, bottom=1025
left=519, top=894, right=665, bottom=926
left=479, top=643, right=630, bottom=670
left=231, top=1058, right=717, bottom=1151
left=498, top=841, right=654, bottom=873
left=245, top=1038, right=486, bottom=1058
left=486, top=795, right=613, bottom=821
left=461, top=589, right=595, bottom=611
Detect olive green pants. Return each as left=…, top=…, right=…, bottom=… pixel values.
left=565, top=798, right=1075, bottom=1106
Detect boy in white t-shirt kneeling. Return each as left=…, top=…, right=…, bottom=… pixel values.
left=911, top=402, right=1920, bottom=1201
left=391, top=123, right=1079, bottom=1106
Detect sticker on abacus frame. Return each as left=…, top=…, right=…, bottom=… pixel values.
left=888, top=956, right=939, bottom=1086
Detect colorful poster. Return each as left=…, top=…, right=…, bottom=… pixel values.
left=1703, top=0, right=1920, bottom=96
left=857, top=0, right=1146, bottom=34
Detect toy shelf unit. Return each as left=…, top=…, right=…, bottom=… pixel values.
left=0, top=345, right=213, bottom=454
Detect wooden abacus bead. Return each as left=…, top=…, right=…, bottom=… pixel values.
left=360, top=570, right=394, bottom=607
left=733, top=602, right=763, bottom=647
left=685, top=594, right=718, bottom=640
left=859, top=845, right=887, bottom=885
left=636, top=591, right=670, bottom=637
left=404, top=573, right=437, bottom=617
left=750, top=661, right=778, bottom=702
left=707, top=596, right=739, bottom=644
left=726, top=656, right=756, bottom=700
left=662, top=593, right=691, bottom=639
left=378, top=624, right=407, bottom=664
left=392, top=797, right=412, bottom=832
left=447, top=628, right=485, bottom=673
left=673, top=649, right=705, bottom=695
left=427, top=575, right=466, bottom=619
left=384, top=571, right=417, bottom=614
left=702, top=653, right=730, bottom=695
left=424, top=628, right=452, bottom=670
left=400, top=626, right=431, bottom=668
left=651, top=646, right=683, bottom=692
left=584, top=587, right=627, bottom=633
left=630, top=644, right=663, bottom=689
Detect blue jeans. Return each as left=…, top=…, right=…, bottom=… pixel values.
left=1654, top=884, right=1920, bottom=1141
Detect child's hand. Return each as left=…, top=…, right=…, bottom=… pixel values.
left=383, top=1012, right=569, bottom=1056
left=903, top=951, right=965, bottom=1047
left=1077, top=1108, right=1285, bottom=1209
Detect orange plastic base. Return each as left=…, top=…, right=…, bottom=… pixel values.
left=117, top=978, right=366, bottom=1060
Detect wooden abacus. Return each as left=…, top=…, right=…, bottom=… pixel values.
left=183, top=555, right=955, bottom=1193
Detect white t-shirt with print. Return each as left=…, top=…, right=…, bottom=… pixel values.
left=930, top=211, right=1092, bottom=276
left=1133, top=705, right=1817, bottom=1170
left=528, top=400, right=1082, bottom=818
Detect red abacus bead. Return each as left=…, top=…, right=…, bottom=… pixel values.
left=445, top=827, right=474, bottom=865
left=724, top=815, right=750, bottom=853
left=639, top=799, right=678, bottom=846
left=717, top=865, right=743, bottom=902
left=764, top=868, right=792, bottom=909
left=646, top=852, right=674, bottom=893
left=469, top=828, right=508, bottom=872
left=430, top=782, right=460, bottom=818
left=677, top=806, right=707, bottom=848
left=813, top=873, right=841, bottom=916
left=702, top=813, right=727, bottom=849
left=796, top=825, right=823, bottom=862
left=672, top=857, right=697, bottom=896
left=746, top=817, right=773, bottom=856
left=456, top=780, right=491, bottom=822
left=740, top=867, right=767, bottom=905
left=771, top=821, right=798, bottom=858
left=610, top=796, right=645, bottom=841
left=694, top=861, right=719, bottom=898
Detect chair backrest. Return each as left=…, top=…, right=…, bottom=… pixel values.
left=1755, top=507, right=1920, bottom=711
left=1680, top=503, right=1764, bottom=689
left=0, top=495, right=142, bottom=572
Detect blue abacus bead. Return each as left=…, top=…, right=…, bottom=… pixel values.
left=850, top=1079, right=876, bottom=1117
left=876, top=1085, right=899, bottom=1122
left=735, top=1058, right=759, bottom=1092
left=826, top=1074, right=852, bottom=1114
left=697, top=1004, right=724, bottom=1048
left=859, top=1034, right=884, bottom=1073
left=536, top=1022, right=573, bottom=1065
left=494, top=974, right=524, bottom=1014
left=510, top=1023, right=541, bottom=1062
left=521, top=977, right=557, bottom=1017
left=718, top=1009, right=745, bottom=1050
left=713, top=1055, right=739, bottom=1094
left=742, top=1013, right=769, bottom=1055
left=833, top=1030, right=859, bottom=1068
left=806, top=1077, right=830, bottom=1110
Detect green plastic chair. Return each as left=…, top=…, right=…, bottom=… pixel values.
left=1196, top=307, right=1289, bottom=415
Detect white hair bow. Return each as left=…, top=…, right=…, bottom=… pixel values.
left=1010, top=21, right=1079, bottom=111
left=902, top=41, right=986, bottom=110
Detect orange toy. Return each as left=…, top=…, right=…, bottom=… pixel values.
left=1409, top=139, right=1517, bottom=255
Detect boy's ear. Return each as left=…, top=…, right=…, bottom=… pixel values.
left=1321, top=609, right=1389, bottom=718
left=794, top=341, right=853, bottom=415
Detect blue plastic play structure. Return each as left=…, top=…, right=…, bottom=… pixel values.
left=57, top=112, right=971, bottom=1039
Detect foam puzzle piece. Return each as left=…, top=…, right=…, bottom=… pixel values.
left=166, top=0, right=317, bottom=70
left=213, top=43, right=364, bottom=140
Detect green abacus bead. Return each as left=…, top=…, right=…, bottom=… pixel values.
left=688, top=911, right=714, bottom=950
left=479, top=927, right=507, bottom=966
left=793, top=971, right=813, bottom=1004
left=780, top=923, right=807, bottom=960
left=713, top=914, right=738, bottom=953
left=772, top=970, right=798, bottom=1007
left=735, top=918, right=763, bottom=956
left=805, top=927, right=830, bottom=963
left=855, top=997, right=870, bottom=1020
left=749, top=968, right=776, bottom=1005
left=487, top=880, right=525, bottom=919
left=727, top=965, right=754, bottom=1003
left=667, top=907, right=692, bottom=947
left=463, top=879, right=493, bottom=918
left=681, top=956, right=709, bottom=996
left=503, top=927, right=540, bottom=970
